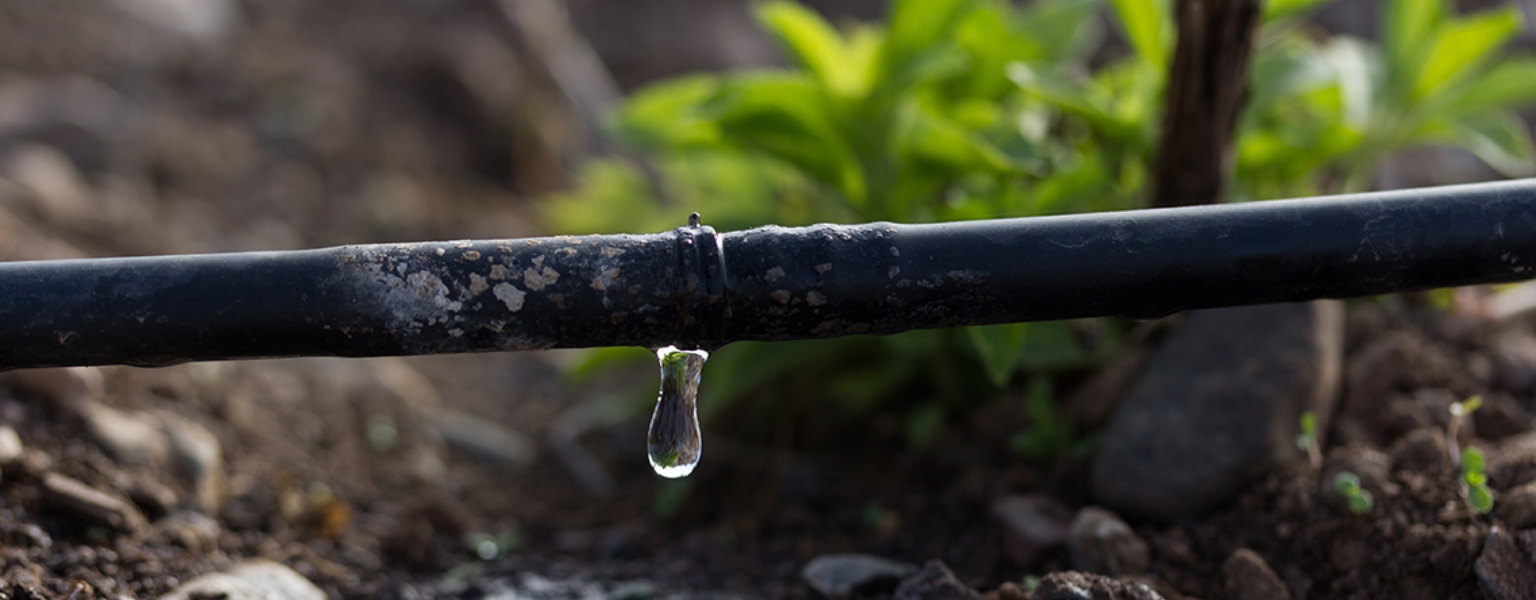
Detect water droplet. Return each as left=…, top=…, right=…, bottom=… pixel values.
left=648, top=345, right=707, bottom=478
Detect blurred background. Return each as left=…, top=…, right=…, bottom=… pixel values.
left=4, top=0, right=1536, bottom=599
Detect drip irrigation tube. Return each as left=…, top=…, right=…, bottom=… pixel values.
left=2, top=180, right=1536, bottom=369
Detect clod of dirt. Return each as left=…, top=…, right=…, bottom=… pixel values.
left=1470, top=392, right=1535, bottom=441
left=1474, top=527, right=1536, bottom=600
left=1340, top=330, right=1461, bottom=440
left=1377, top=388, right=1463, bottom=441
left=40, top=472, right=147, bottom=534
left=1495, top=482, right=1536, bottom=529
left=991, top=494, right=1072, bottom=566
left=1221, top=548, right=1290, bottom=600
left=1031, top=571, right=1164, bottom=600
left=1388, top=428, right=1453, bottom=475
left=893, top=560, right=981, bottom=600
left=1091, top=302, right=1343, bottom=522
left=800, top=553, right=917, bottom=599
left=1488, top=431, right=1536, bottom=490
left=1320, top=444, right=1394, bottom=501
left=1067, top=507, right=1148, bottom=577
left=157, top=559, right=325, bottom=600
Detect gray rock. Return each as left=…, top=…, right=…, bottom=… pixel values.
left=157, top=560, right=325, bottom=600
left=1475, top=527, right=1536, bottom=600
left=41, top=473, right=147, bottom=534
left=160, top=409, right=226, bottom=512
left=1495, top=482, right=1536, bottom=529
left=0, top=425, right=23, bottom=464
left=1091, top=302, right=1344, bottom=522
left=1223, top=549, right=1291, bottom=600
left=801, top=554, right=917, bottom=599
left=81, top=403, right=226, bottom=512
left=1032, top=571, right=1164, bottom=600
left=1067, top=507, right=1149, bottom=577
left=83, top=403, right=171, bottom=467
left=893, top=560, right=980, bottom=600
left=990, top=494, right=1072, bottom=566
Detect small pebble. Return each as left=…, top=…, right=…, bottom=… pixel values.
left=893, top=560, right=980, bottom=600
left=990, top=494, right=1072, bottom=566
left=1067, top=507, right=1149, bottom=577
left=157, top=560, right=325, bottom=600
left=41, top=473, right=147, bottom=534
left=1032, top=571, right=1164, bottom=600
left=801, top=554, right=917, bottom=599
left=1223, top=548, right=1291, bottom=600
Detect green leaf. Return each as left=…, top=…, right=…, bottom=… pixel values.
left=1347, top=489, right=1374, bottom=514
left=707, top=72, right=867, bottom=202
left=1010, top=377, right=1071, bottom=460
left=967, top=323, right=1029, bottom=388
left=612, top=75, right=722, bottom=150
left=1009, top=63, right=1139, bottom=141
left=895, top=96, right=1017, bottom=174
left=1264, top=0, right=1329, bottom=22
left=883, top=0, right=976, bottom=74
left=1319, top=37, right=1378, bottom=128
left=1462, top=446, right=1486, bottom=475
left=1467, top=483, right=1494, bottom=514
left=1444, top=110, right=1536, bottom=177
left=1299, top=411, right=1317, bottom=436
left=1383, top=0, right=1444, bottom=94
left=1014, top=0, right=1104, bottom=65
left=1413, top=5, right=1522, bottom=101
left=1333, top=471, right=1361, bottom=494
left=757, top=2, right=875, bottom=99
left=1108, top=0, right=1172, bottom=68
left=905, top=402, right=948, bottom=448
left=1444, top=56, right=1536, bottom=118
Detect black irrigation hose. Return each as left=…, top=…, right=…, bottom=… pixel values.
left=3, top=180, right=1536, bottom=369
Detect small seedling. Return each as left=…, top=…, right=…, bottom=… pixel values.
left=1333, top=472, right=1373, bottom=514
left=1448, top=395, right=1483, bottom=464
left=1295, top=411, right=1321, bottom=470
left=1462, top=447, right=1495, bottom=515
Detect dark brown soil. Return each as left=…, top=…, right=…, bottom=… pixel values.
left=0, top=2, right=1531, bottom=600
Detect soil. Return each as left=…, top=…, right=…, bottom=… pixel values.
left=0, top=1, right=1531, bottom=600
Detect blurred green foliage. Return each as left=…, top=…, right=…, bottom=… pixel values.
left=543, top=0, right=1536, bottom=453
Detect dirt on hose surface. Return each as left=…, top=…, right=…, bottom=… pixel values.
left=0, top=1, right=1533, bottom=600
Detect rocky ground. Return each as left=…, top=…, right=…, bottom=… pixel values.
left=4, top=1, right=1536, bottom=599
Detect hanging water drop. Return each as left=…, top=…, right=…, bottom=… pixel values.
left=648, top=345, right=707, bottom=478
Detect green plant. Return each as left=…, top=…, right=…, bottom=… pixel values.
left=1448, top=394, right=1483, bottom=463
left=1332, top=471, right=1374, bottom=514
left=1295, top=411, right=1321, bottom=469
left=1238, top=0, right=1536, bottom=198
left=1009, top=378, right=1076, bottom=460
left=545, top=0, right=1536, bottom=458
left=1462, top=446, right=1494, bottom=515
